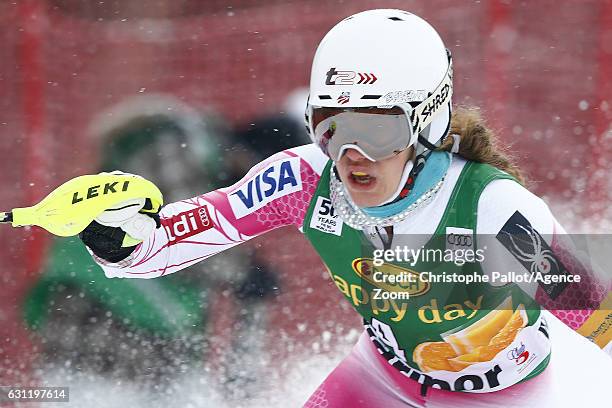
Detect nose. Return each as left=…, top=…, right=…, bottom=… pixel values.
left=344, top=147, right=368, bottom=162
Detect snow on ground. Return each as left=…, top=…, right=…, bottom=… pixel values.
left=30, top=329, right=360, bottom=408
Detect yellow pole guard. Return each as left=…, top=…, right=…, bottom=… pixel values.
left=9, top=172, right=163, bottom=237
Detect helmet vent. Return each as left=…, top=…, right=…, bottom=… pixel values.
left=388, top=16, right=404, bottom=21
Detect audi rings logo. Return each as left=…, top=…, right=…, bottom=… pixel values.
left=445, top=227, right=474, bottom=251
left=447, top=233, right=472, bottom=247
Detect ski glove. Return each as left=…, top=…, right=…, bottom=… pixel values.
left=80, top=198, right=161, bottom=263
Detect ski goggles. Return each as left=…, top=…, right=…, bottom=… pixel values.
left=308, top=53, right=453, bottom=162
left=310, top=106, right=413, bottom=161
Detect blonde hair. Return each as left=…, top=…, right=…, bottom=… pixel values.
left=438, top=106, right=526, bottom=185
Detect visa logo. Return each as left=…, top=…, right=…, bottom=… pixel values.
left=229, top=157, right=302, bottom=219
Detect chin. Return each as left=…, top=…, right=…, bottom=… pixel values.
left=349, top=191, right=385, bottom=208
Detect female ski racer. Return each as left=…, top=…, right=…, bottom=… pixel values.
left=80, top=9, right=611, bottom=407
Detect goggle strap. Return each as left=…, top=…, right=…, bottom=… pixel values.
left=409, top=55, right=453, bottom=136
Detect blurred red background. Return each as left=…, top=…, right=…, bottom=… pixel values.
left=0, top=0, right=610, bottom=386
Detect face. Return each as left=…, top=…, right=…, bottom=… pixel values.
left=336, top=147, right=413, bottom=207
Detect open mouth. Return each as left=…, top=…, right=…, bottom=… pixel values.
left=350, top=171, right=376, bottom=186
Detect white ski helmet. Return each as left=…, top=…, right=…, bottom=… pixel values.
left=307, top=9, right=453, bottom=161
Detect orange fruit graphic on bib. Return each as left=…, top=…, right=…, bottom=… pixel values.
left=413, top=297, right=527, bottom=372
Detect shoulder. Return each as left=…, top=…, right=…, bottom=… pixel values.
left=237, top=143, right=328, bottom=181
left=476, top=177, right=555, bottom=235
left=227, top=144, right=327, bottom=190
left=285, top=143, right=330, bottom=176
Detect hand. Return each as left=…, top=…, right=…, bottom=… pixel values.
left=79, top=198, right=161, bottom=263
